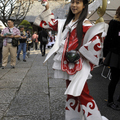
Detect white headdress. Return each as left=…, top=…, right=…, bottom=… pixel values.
left=88, top=0, right=102, bottom=12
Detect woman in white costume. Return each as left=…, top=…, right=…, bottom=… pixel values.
left=34, top=0, right=108, bottom=119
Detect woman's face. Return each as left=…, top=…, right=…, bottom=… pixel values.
left=71, top=0, right=85, bottom=16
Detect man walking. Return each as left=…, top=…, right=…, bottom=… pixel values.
left=39, top=29, right=48, bottom=56
left=1, top=19, right=20, bottom=69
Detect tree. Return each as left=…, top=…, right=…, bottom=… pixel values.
left=19, top=20, right=33, bottom=31
left=0, top=0, right=34, bottom=27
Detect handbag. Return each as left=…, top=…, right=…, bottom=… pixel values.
left=66, top=50, right=80, bottom=63
left=8, top=28, right=18, bottom=47
left=65, top=21, right=80, bottom=63
left=42, top=37, right=48, bottom=44
left=28, top=38, right=32, bottom=44
left=12, top=38, right=18, bottom=47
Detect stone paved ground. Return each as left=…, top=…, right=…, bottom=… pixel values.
left=0, top=49, right=120, bottom=120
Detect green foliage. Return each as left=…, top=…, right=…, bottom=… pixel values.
left=19, top=20, right=33, bottom=31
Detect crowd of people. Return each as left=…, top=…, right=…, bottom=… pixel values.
left=0, top=19, right=54, bottom=69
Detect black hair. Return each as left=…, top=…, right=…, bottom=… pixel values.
left=62, top=0, right=88, bottom=50
left=116, top=6, right=120, bottom=18
left=7, top=19, right=15, bottom=22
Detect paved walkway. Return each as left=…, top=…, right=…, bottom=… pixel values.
left=0, top=49, right=120, bottom=120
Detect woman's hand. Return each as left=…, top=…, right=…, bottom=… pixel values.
left=0, top=34, right=5, bottom=38
left=103, top=57, right=105, bottom=62
left=3, top=34, right=13, bottom=38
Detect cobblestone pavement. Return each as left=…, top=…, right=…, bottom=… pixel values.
left=0, top=49, right=120, bottom=120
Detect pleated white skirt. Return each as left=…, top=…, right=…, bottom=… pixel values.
left=52, top=42, right=76, bottom=81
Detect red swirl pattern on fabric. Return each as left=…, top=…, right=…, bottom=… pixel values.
left=40, top=19, right=58, bottom=31
left=94, top=43, right=101, bottom=51
left=66, top=80, right=96, bottom=117
left=40, top=20, right=47, bottom=28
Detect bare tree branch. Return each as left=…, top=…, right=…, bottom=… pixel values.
left=0, top=0, right=33, bottom=27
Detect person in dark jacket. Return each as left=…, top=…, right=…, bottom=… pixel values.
left=17, top=25, right=27, bottom=62
left=103, top=6, right=120, bottom=110
left=39, top=28, right=48, bottom=56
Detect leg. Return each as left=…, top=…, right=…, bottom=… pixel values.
left=27, top=44, right=30, bottom=57
left=65, top=80, right=85, bottom=120
left=2, top=44, right=9, bottom=67
left=9, top=44, right=17, bottom=66
left=17, top=43, right=22, bottom=59
left=43, top=44, right=46, bottom=55
left=33, top=42, right=35, bottom=50
left=22, top=43, right=26, bottom=60
left=35, top=42, right=37, bottom=50
left=40, top=43, right=43, bottom=54
left=79, top=82, right=103, bottom=120
left=65, top=80, right=104, bottom=120
left=36, top=42, right=38, bottom=50
left=28, top=44, right=30, bottom=51
left=108, top=67, right=120, bottom=103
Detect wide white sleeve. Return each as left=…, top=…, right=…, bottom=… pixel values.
left=79, top=22, right=109, bottom=65
left=34, top=8, right=58, bottom=31
left=80, top=36, right=102, bottom=65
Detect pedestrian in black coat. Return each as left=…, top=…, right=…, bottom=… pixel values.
left=103, top=6, right=120, bottom=110
left=39, top=28, right=48, bottom=56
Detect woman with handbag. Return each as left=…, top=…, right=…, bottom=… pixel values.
left=103, top=6, right=120, bottom=110
left=34, top=0, right=108, bottom=119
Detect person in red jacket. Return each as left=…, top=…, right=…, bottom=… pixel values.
left=32, top=31, right=38, bottom=50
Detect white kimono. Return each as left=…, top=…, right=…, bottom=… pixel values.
left=34, top=8, right=109, bottom=120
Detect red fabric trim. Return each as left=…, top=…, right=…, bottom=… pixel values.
left=61, top=29, right=82, bottom=75
left=66, top=80, right=96, bottom=116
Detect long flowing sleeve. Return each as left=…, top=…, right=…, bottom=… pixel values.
left=80, top=35, right=101, bottom=65
left=34, top=8, right=58, bottom=31
left=80, top=22, right=109, bottom=65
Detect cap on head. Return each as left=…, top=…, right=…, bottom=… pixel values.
left=19, top=25, right=24, bottom=29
